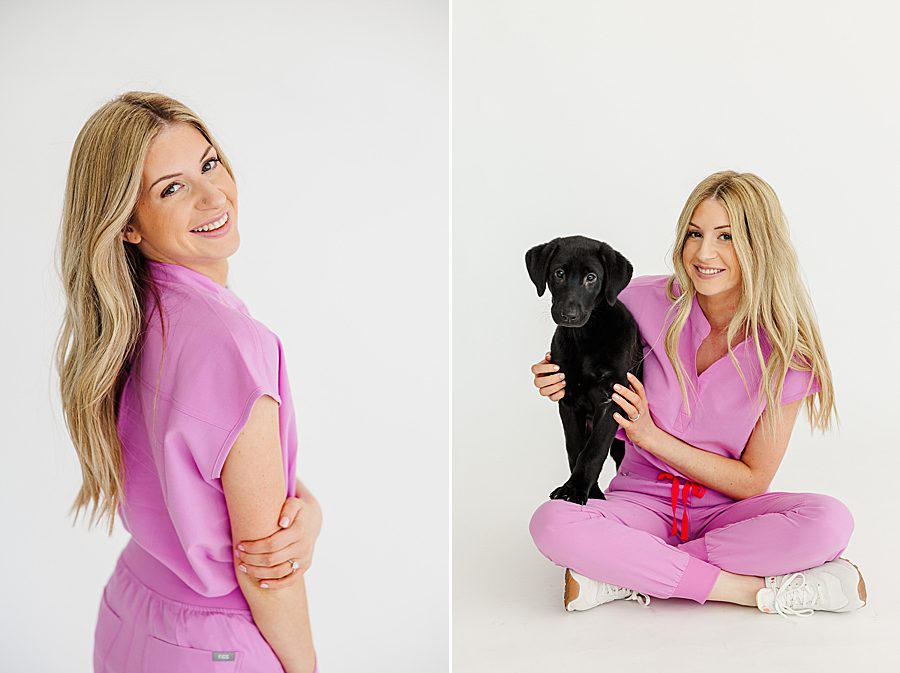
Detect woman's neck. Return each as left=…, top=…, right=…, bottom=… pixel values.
left=697, top=291, right=740, bottom=333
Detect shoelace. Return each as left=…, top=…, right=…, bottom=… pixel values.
left=598, top=581, right=652, bottom=607
left=624, top=591, right=652, bottom=607
left=657, top=471, right=706, bottom=541
left=770, top=572, right=819, bottom=619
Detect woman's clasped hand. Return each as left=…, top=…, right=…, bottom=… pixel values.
left=233, top=479, right=323, bottom=589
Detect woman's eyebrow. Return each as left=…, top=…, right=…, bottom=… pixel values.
left=688, top=221, right=731, bottom=230
left=147, top=144, right=214, bottom=192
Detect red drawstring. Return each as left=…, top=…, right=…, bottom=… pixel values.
left=657, top=471, right=706, bottom=541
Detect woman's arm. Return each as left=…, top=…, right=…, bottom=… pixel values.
left=612, top=373, right=806, bottom=500
left=643, top=397, right=804, bottom=500
left=221, top=394, right=316, bottom=673
left=232, top=478, right=322, bottom=587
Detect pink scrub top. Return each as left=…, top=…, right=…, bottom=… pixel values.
left=606, top=275, right=821, bottom=536
left=114, top=259, right=298, bottom=609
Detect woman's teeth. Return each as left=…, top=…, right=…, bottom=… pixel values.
left=695, top=265, right=724, bottom=276
left=191, top=213, right=228, bottom=233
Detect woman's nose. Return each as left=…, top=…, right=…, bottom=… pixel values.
left=197, top=184, right=227, bottom=209
left=699, top=237, right=717, bottom=259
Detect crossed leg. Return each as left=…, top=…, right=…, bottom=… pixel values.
left=529, top=492, right=722, bottom=603
left=677, top=491, right=855, bottom=605
left=529, top=489, right=855, bottom=606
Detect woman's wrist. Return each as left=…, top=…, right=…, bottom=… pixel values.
left=640, top=425, right=667, bottom=456
left=639, top=424, right=755, bottom=500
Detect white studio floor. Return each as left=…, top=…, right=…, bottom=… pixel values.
left=452, top=495, right=897, bottom=673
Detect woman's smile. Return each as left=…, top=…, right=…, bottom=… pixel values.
left=693, top=263, right=725, bottom=278
left=190, top=210, right=232, bottom=238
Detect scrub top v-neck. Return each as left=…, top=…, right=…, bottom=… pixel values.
left=114, top=259, right=299, bottom=609
left=606, top=274, right=821, bottom=507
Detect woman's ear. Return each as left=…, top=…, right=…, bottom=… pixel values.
left=122, top=221, right=141, bottom=244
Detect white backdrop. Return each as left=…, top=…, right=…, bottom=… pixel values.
left=452, top=1, right=899, bottom=672
left=0, top=1, right=447, bottom=671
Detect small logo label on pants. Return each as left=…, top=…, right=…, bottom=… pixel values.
left=212, top=651, right=236, bottom=661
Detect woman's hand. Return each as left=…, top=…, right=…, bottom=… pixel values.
left=234, top=478, right=322, bottom=589
left=611, top=372, right=661, bottom=450
left=532, top=352, right=566, bottom=401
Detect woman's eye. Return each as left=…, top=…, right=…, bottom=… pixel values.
left=161, top=157, right=220, bottom=198
left=687, top=231, right=731, bottom=241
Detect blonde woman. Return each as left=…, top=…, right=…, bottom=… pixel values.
left=56, top=92, right=320, bottom=672
left=528, top=171, right=866, bottom=619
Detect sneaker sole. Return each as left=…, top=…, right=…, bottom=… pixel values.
left=564, top=568, right=580, bottom=610
left=839, top=557, right=867, bottom=605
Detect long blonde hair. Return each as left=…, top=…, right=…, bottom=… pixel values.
left=54, top=91, right=236, bottom=535
left=661, top=170, right=836, bottom=443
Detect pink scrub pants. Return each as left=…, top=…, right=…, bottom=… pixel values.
left=529, top=460, right=855, bottom=603
left=93, top=551, right=318, bottom=672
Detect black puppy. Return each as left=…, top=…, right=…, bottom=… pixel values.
left=526, top=235, right=643, bottom=505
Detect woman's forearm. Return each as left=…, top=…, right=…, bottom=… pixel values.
left=236, top=568, right=316, bottom=673
left=644, top=427, right=756, bottom=500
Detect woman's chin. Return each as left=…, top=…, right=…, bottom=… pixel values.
left=694, top=278, right=742, bottom=298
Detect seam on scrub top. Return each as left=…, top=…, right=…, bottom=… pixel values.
left=119, top=560, right=252, bottom=615
left=201, top=287, right=276, bottom=381
left=132, top=374, right=230, bottom=430
left=212, top=385, right=282, bottom=481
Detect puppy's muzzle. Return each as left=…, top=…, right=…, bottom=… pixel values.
left=553, top=304, right=590, bottom=327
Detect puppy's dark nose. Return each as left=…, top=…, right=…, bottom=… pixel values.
left=561, top=309, right=580, bottom=323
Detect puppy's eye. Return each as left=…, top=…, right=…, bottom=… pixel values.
left=585, top=273, right=597, bottom=283
left=554, top=269, right=565, bottom=279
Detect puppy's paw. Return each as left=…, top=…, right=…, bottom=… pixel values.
left=588, top=483, right=606, bottom=500
left=549, top=481, right=590, bottom=505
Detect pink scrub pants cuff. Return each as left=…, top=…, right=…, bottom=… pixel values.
left=671, top=553, right=720, bottom=604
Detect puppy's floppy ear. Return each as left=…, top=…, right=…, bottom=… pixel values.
left=525, top=238, right=560, bottom=297
left=597, top=242, right=633, bottom=306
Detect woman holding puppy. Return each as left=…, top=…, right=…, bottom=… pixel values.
left=528, top=170, right=865, bottom=619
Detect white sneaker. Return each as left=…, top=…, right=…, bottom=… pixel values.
left=756, top=557, right=867, bottom=619
left=564, top=568, right=652, bottom=611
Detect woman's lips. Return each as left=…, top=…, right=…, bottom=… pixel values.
left=190, top=213, right=232, bottom=238
left=694, top=264, right=724, bottom=278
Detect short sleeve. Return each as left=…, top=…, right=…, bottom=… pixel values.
left=779, top=365, right=821, bottom=405
left=616, top=279, right=645, bottom=333
left=164, top=318, right=282, bottom=482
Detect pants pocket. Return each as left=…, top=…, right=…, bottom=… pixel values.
left=142, top=634, right=244, bottom=672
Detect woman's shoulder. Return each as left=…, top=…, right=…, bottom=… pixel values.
left=148, top=281, right=280, bottom=356
left=617, top=274, right=673, bottom=318
left=622, top=273, right=671, bottom=294
left=136, top=285, right=282, bottom=423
